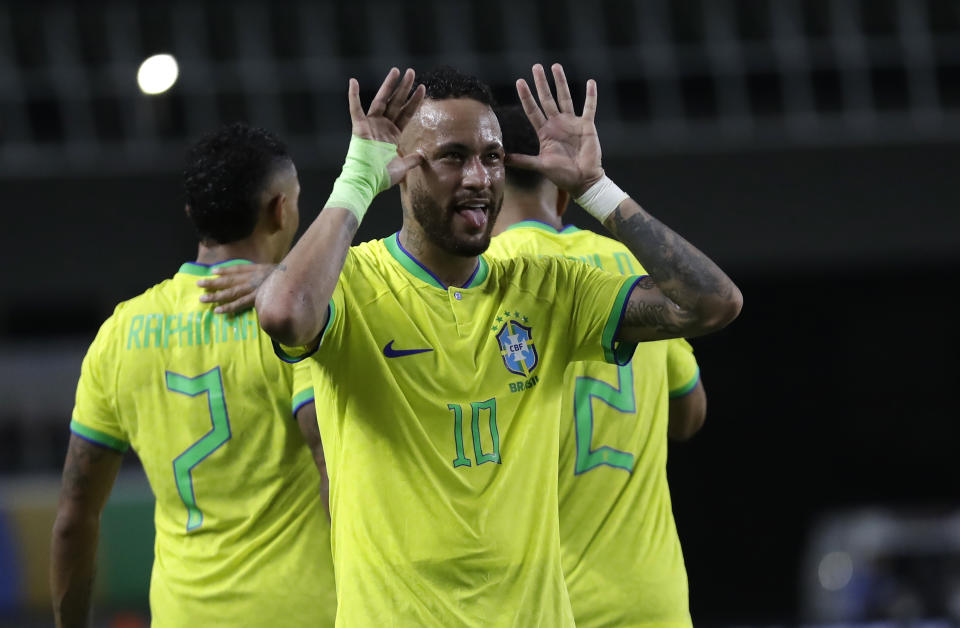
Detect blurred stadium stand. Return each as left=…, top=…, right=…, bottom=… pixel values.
left=1, top=1, right=958, bottom=626
left=2, top=0, right=960, bottom=176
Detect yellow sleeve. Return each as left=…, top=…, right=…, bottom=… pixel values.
left=667, top=338, right=700, bottom=398
left=555, top=258, right=643, bottom=366
left=70, top=316, right=130, bottom=452
left=291, top=360, right=315, bottom=417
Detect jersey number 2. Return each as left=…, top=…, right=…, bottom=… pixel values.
left=166, top=367, right=232, bottom=531
left=573, top=363, right=636, bottom=474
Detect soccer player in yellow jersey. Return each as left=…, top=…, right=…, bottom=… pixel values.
left=257, top=64, right=741, bottom=626
left=487, top=103, right=707, bottom=627
left=50, top=124, right=335, bottom=627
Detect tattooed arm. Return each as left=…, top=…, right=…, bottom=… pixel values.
left=295, top=402, right=330, bottom=518
left=605, top=199, right=741, bottom=341
left=669, top=379, right=707, bottom=441
left=512, top=63, right=741, bottom=341
left=50, top=435, right=123, bottom=628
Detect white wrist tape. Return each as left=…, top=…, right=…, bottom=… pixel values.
left=574, top=175, right=629, bottom=223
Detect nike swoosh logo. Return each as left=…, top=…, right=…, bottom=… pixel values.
left=383, top=340, right=434, bottom=358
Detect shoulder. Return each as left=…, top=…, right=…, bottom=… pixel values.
left=485, top=255, right=581, bottom=296
left=341, top=238, right=390, bottom=276
left=95, top=278, right=171, bottom=335
left=335, top=238, right=404, bottom=306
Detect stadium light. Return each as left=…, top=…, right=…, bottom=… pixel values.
left=137, top=54, right=179, bottom=95
left=817, top=551, right=853, bottom=591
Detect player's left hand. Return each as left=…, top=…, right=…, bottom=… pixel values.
left=511, top=63, right=605, bottom=198
left=197, top=264, right=276, bottom=314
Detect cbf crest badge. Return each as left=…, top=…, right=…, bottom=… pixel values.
left=493, top=313, right=539, bottom=377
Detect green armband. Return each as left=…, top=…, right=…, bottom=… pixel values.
left=324, top=136, right=397, bottom=223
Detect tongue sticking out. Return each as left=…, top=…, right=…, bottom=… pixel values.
left=458, top=208, right=487, bottom=230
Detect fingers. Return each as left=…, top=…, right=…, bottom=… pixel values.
left=583, top=79, right=598, bottom=122
left=531, top=63, right=560, bottom=117
left=347, top=78, right=364, bottom=124
left=384, top=68, right=415, bottom=120
left=515, top=79, right=547, bottom=131
left=199, top=283, right=253, bottom=305
left=504, top=153, right=542, bottom=171
left=551, top=64, right=575, bottom=114
left=387, top=151, right=426, bottom=186
left=395, top=84, right=426, bottom=130
left=213, top=293, right=256, bottom=315
left=368, top=67, right=400, bottom=117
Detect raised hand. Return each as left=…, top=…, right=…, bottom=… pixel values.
left=349, top=67, right=426, bottom=184
left=197, top=263, right=276, bottom=314
left=512, top=63, right=604, bottom=198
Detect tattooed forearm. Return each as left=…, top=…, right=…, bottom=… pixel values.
left=52, top=435, right=122, bottom=628
left=605, top=199, right=742, bottom=339
left=609, top=206, right=730, bottom=301
left=62, top=440, right=112, bottom=494
left=623, top=297, right=686, bottom=336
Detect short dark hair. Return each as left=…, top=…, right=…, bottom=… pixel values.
left=495, top=104, right=544, bottom=191
left=183, top=122, right=292, bottom=244
left=417, top=66, right=497, bottom=107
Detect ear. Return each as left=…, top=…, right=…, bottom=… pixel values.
left=184, top=204, right=192, bottom=218
left=266, top=193, right=286, bottom=233
left=556, top=188, right=570, bottom=219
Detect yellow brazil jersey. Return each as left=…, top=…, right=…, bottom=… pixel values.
left=71, top=260, right=335, bottom=628
left=276, top=233, right=642, bottom=628
left=487, top=221, right=701, bottom=628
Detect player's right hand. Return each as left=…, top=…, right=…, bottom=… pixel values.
left=348, top=67, right=426, bottom=185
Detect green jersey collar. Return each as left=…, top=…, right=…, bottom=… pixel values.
left=502, top=220, right=580, bottom=234
left=177, top=259, right=253, bottom=277
left=384, top=233, right=488, bottom=290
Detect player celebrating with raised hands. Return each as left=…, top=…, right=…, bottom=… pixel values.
left=256, top=64, right=740, bottom=626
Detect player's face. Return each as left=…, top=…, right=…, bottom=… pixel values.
left=400, top=98, right=505, bottom=257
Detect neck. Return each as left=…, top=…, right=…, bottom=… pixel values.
left=195, top=238, right=276, bottom=266
left=492, top=191, right=562, bottom=236
left=397, top=226, right=480, bottom=289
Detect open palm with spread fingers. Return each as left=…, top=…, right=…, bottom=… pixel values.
left=512, top=63, right=604, bottom=198
left=349, top=67, right=426, bottom=185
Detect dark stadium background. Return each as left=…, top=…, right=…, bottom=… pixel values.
left=1, top=1, right=958, bottom=626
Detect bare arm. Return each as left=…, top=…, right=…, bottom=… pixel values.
left=668, top=379, right=707, bottom=441
left=607, top=202, right=742, bottom=341
left=512, top=63, right=742, bottom=342
left=256, top=68, right=425, bottom=347
left=50, top=435, right=123, bottom=628
left=295, top=402, right=330, bottom=518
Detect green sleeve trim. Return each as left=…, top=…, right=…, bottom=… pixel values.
left=601, top=275, right=643, bottom=365
left=384, top=233, right=446, bottom=289
left=669, top=368, right=701, bottom=398
left=271, top=300, right=334, bottom=363
left=464, top=255, right=489, bottom=287
left=70, top=420, right=130, bottom=453
left=177, top=259, right=253, bottom=277
left=291, top=388, right=315, bottom=416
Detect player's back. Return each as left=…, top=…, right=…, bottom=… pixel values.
left=71, top=261, right=334, bottom=627
left=487, top=222, right=698, bottom=627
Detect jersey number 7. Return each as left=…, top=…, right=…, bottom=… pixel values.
left=166, top=367, right=232, bottom=531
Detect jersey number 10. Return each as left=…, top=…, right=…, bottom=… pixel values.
left=449, top=398, right=501, bottom=467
